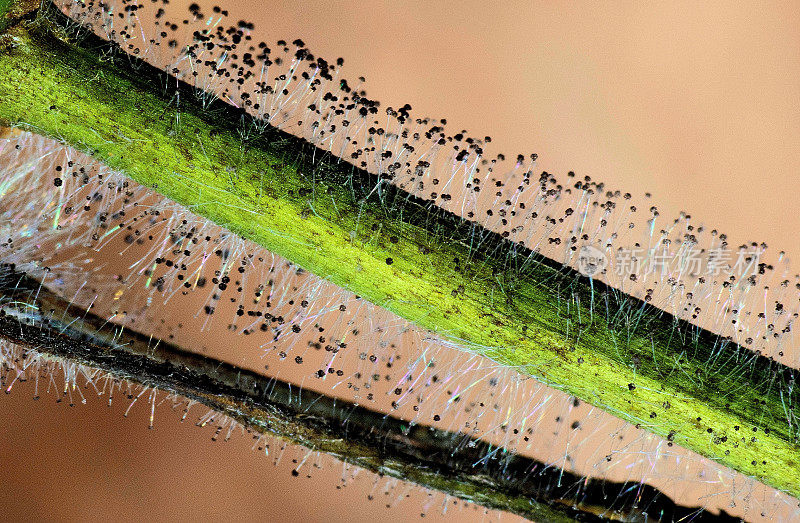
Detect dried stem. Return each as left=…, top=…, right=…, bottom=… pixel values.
left=0, top=264, right=742, bottom=522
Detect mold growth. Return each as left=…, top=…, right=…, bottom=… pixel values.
left=1, top=0, right=800, bottom=520
left=2, top=129, right=793, bottom=521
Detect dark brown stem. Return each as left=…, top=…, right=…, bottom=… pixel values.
left=0, top=263, right=741, bottom=522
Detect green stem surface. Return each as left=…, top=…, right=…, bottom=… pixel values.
left=0, top=2, right=798, bottom=500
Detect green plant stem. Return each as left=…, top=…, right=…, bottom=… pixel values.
left=0, top=0, right=34, bottom=32
left=0, top=1, right=798, bottom=500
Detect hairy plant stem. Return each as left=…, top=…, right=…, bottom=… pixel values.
left=0, top=0, right=798, bottom=501
left=0, top=265, right=743, bottom=522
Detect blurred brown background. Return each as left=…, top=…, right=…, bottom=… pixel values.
left=1, top=1, right=799, bottom=521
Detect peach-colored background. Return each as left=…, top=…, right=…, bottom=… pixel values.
left=1, top=1, right=799, bottom=521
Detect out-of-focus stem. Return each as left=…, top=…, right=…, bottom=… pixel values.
left=0, top=265, right=745, bottom=522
